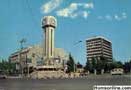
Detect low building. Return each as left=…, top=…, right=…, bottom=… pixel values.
left=9, top=45, right=67, bottom=74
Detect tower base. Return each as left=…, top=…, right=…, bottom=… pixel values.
left=30, top=65, right=67, bottom=79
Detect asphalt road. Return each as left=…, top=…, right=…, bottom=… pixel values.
left=0, top=75, right=131, bottom=90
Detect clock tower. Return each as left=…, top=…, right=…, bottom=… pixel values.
left=42, top=16, right=57, bottom=65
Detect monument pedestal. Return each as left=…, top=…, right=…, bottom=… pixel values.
left=30, top=65, right=65, bottom=79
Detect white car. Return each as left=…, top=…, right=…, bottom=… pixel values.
left=0, top=71, right=7, bottom=79
left=0, top=74, right=7, bottom=79
left=110, top=68, right=124, bottom=75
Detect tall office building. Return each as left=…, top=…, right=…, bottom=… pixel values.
left=86, top=36, right=113, bottom=62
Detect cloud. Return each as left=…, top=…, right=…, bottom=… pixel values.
left=114, top=12, right=127, bottom=21
left=82, top=11, right=89, bottom=19
left=41, top=0, right=63, bottom=14
left=97, top=12, right=127, bottom=21
left=105, top=15, right=112, bottom=20
left=83, top=3, right=94, bottom=9
left=114, top=14, right=121, bottom=21
left=40, top=0, right=93, bottom=19
left=122, top=12, right=127, bottom=19
left=56, top=2, right=94, bottom=19
left=56, top=3, right=78, bottom=18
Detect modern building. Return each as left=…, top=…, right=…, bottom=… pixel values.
left=86, top=36, right=113, bottom=62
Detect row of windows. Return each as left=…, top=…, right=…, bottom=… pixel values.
left=87, top=48, right=102, bottom=52
left=103, top=53, right=112, bottom=57
left=102, top=43, right=111, bottom=48
left=87, top=46, right=102, bottom=49
left=102, top=39, right=111, bottom=45
left=87, top=54, right=102, bottom=58
left=87, top=50, right=112, bottom=56
left=86, top=43, right=111, bottom=50
left=102, top=46, right=112, bottom=51
left=103, top=49, right=112, bottom=54
left=87, top=52, right=102, bottom=56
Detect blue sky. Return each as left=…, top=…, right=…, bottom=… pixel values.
left=0, top=0, right=131, bottom=64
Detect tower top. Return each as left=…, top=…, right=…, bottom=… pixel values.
left=42, top=16, right=57, bottom=28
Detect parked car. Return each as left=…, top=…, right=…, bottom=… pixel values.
left=110, top=68, right=124, bottom=75
left=0, top=71, right=7, bottom=79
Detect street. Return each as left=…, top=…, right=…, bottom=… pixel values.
left=0, top=75, right=131, bottom=90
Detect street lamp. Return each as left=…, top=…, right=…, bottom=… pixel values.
left=73, top=40, right=82, bottom=45
left=72, top=40, right=83, bottom=73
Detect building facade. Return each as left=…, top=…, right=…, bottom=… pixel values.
left=86, top=36, right=113, bottom=62
left=9, top=45, right=67, bottom=71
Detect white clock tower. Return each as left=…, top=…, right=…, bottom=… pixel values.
left=42, top=16, right=57, bottom=65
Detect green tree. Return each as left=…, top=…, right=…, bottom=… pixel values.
left=111, top=61, right=123, bottom=68
left=84, top=58, right=94, bottom=73
left=67, top=53, right=75, bottom=73
left=0, top=59, right=16, bottom=74
left=85, top=56, right=111, bottom=73
left=76, top=62, right=83, bottom=68
left=124, top=60, right=131, bottom=73
left=92, top=57, right=97, bottom=69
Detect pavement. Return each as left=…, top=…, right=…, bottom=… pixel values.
left=0, top=74, right=130, bottom=90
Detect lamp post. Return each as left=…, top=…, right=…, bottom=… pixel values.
left=72, top=40, right=83, bottom=73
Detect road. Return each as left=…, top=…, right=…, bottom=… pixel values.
left=0, top=75, right=131, bottom=90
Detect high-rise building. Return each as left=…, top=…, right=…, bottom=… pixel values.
left=86, top=36, right=113, bottom=62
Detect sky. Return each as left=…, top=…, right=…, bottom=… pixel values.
left=0, top=0, right=131, bottom=64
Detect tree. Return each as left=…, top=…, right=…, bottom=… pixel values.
left=66, top=53, right=75, bottom=73
left=85, top=56, right=113, bottom=73
left=84, top=58, right=94, bottom=73
left=84, top=57, right=124, bottom=74
left=110, top=61, right=123, bottom=69
left=76, top=62, right=83, bottom=68
left=0, top=59, right=16, bottom=75
left=123, top=60, right=131, bottom=73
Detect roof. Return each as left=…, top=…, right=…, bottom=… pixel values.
left=86, top=36, right=112, bottom=43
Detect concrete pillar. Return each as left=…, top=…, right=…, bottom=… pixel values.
left=94, top=69, right=97, bottom=75
left=101, top=69, right=104, bottom=75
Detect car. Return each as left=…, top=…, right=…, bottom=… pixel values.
left=0, top=74, right=7, bottom=79
left=110, top=68, right=124, bottom=75
left=0, top=71, right=7, bottom=79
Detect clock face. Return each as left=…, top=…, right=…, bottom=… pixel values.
left=42, top=17, right=57, bottom=27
